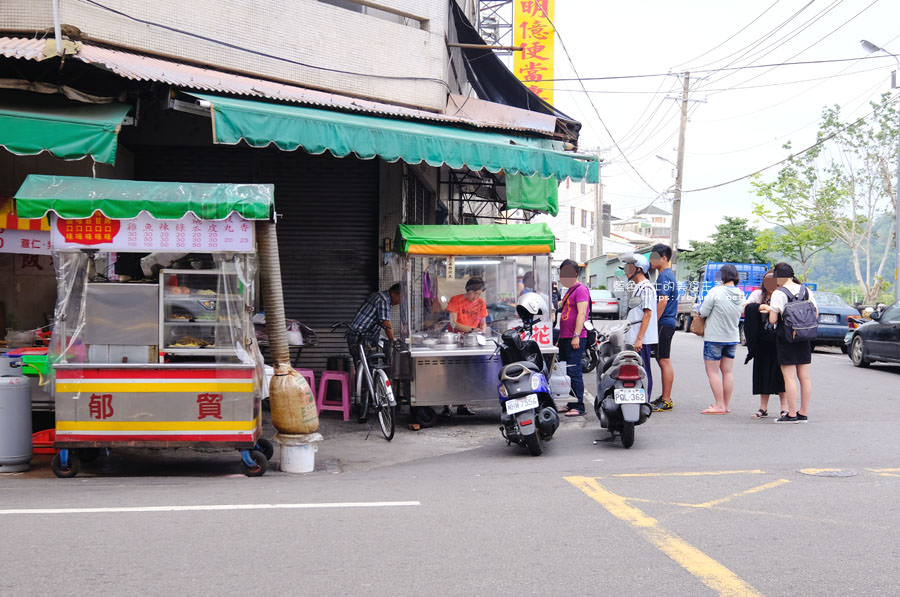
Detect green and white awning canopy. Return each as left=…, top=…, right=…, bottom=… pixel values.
left=0, top=93, right=131, bottom=165
left=188, top=92, right=598, bottom=185
left=14, top=175, right=274, bottom=220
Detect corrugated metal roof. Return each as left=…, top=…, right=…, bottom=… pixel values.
left=0, top=37, right=52, bottom=61
left=0, top=37, right=558, bottom=137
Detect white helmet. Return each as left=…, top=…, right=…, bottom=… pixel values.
left=516, top=292, right=546, bottom=323
left=620, top=253, right=650, bottom=276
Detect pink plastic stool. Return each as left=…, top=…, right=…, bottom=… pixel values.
left=295, top=368, right=316, bottom=401
left=317, top=370, right=351, bottom=421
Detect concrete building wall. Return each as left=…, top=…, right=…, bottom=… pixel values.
left=2, top=0, right=453, bottom=110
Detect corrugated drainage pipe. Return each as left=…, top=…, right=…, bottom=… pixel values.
left=257, top=220, right=318, bottom=434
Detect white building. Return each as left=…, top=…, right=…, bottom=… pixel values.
left=611, top=203, right=672, bottom=245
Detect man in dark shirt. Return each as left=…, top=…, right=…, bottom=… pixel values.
left=650, top=243, right=678, bottom=412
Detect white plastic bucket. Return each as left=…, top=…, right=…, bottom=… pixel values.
left=274, top=432, right=323, bottom=474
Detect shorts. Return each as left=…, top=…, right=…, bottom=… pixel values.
left=654, top=325, right=676, bottom=359
left=703, top=341, right=737, bottom=361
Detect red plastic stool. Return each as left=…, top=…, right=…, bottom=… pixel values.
left=317, top=370, right=351, bottom=421
left=295, top=368, right=316, bottom=401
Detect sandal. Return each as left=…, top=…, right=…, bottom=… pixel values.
left=564, top=409, right=585, bottom=417
left=752, top=409, right=768, bottom=419
left=557, top=406, right=572, bottom=413
left=701, top=408, right=727, bottom=415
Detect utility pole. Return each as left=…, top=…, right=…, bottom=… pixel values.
left=594, top=153, right=603, bottom=259
left=670, top=71, right=689, bottom=272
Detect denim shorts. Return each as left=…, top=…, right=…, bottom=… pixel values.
left=703, top=341, right=737, bottom=361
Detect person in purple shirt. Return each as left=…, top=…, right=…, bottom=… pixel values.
left=556, top=259, right=591, bottom=416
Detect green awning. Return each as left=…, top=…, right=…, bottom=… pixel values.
left=0, top=93, right=131, bottom=165
left=14, top=175, right=274, bottom=220
left=505, top=173, right=559, bottom=216
left=397, top=223, right=555, bottom=255
left=190, top=93, right=598, bottom=183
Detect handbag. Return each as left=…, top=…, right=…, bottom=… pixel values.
left=690, top=312, right=706, bottom=336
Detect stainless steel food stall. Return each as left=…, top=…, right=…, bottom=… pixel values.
left=393, top=224, right=558, bottom=424
left=13, top=175, right=274, bottom=477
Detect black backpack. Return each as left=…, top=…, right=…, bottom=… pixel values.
left=779, top=286, right=818, bottom=343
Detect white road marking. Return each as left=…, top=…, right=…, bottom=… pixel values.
left=0, top=501, right=421, bottom=515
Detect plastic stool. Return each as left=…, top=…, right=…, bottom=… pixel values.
left=295, top=368, right=316, bottom=401
left=317, top=370, right=351, bottom=421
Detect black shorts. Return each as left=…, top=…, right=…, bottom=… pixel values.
left=654, top=325, right=676, bottom=359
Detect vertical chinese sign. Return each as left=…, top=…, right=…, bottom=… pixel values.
left=513, top=0, right=555, bottom=105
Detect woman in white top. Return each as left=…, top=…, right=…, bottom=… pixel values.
left=759, top=262, right=818, bottom=424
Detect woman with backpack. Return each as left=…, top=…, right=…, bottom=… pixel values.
left=759, top=262, right=818, bottom=424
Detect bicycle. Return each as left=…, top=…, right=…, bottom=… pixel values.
left=331, top=321, right=396, bottom=441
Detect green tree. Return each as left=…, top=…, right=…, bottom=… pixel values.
left=751, top=147, right=834, bottom=279
left=683, top=216, right=769, bottom=273
left=753, top=94, right=897, bottom=303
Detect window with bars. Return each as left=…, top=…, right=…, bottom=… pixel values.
left=404, top=171, right=433, bottom=225
left=581, top=209, right=587, bottom=228
left=590, top=211, right=595, bottom=230
left=570, top=206, right=576, bottom=225
left=580, top=244, right=588, bottom=262
left=569, top=242, right=576, bottom=261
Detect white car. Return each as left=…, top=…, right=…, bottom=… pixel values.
left=590, top=289, right=619, bottom=319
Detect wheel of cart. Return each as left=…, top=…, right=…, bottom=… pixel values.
left=50, top=449, right=81, bottom=478
left=255, top=437, right=275, bottom=460
left=239, top=447, right=269, bottom=477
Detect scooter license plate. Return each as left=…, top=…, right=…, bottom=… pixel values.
left=614, top=388, right=646, bottom=404
left=506, top=393, right=539, bottom=415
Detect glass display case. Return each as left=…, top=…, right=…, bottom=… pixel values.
left=159, top=268, right=251, bottom=361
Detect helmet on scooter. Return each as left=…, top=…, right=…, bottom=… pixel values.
left=516, top=292, right=546, bottom=324
left=620, top=253, right=650, bottom=276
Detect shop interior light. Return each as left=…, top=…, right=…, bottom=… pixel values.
left=453, top=259, right=503, bottom=266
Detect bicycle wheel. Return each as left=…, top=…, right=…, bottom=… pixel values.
left=374, top=370, right=396, bottom=441
left=356, top=366, right=370, bottom=423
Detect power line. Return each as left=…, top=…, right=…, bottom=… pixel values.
left=543, top=54, right=896, bottom=82
left=704, top=0, right=881, bottom=95
left=533, top=2, right=658, bottom=195
left=668, top=0, right=783, bottom=70
left=682, top=95, right=899, bottom=193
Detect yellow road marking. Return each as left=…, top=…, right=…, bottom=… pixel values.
left=611, top=470, right=766, bottom=478
left=566, top=476, right=762, bottom=597
left=867, top=468, right=900, bottom=473
left=693, top=479, right=791, bottom=509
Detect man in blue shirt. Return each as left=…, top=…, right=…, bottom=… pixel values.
left=650, top=244, right=678, bottom=412
left=349, top=283, right=402, bottom=348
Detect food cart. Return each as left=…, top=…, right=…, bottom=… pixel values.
left=393, top=223, right=557, bottom=426
left=13, top=175, right=274, bottom=477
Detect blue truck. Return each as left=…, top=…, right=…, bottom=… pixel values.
left=675, top=262, right=769, bottom=334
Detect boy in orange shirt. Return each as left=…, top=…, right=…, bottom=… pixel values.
left=447, top=278, right=488, bottom=332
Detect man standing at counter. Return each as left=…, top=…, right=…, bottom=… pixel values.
left=556, top=259, right=590, bottom=417
left=447, top=278, right=488, bottom=333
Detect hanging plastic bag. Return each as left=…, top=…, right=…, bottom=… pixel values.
left=269, top=363, right=319, bottom=434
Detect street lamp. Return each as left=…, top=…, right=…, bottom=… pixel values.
left=861, top=39, right=900, bottom=302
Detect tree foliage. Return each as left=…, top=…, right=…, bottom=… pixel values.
left=682, top=216, right=769, bottom=273
left=752, top=93, right=898, bottom=303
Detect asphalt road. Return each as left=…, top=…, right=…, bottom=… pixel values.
left=3, top=331, right=900, bottom=596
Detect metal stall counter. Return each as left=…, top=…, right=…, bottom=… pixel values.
left=393, top=224, right=558, bottom=426
left=13, top=175, right=275, bottom=477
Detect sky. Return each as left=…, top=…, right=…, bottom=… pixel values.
left=504, top=0, right=900, bottom=245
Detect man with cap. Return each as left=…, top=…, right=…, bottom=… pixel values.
left=621, top=253, right=658, bottom=398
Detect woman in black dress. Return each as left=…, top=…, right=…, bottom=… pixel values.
left=743, top=271, right=785, bottom=418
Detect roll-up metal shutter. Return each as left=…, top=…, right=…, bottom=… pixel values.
left=133, top=145, right=379, bottom=372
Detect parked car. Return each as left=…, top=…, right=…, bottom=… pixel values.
left=590, top=289, right=619, bottom=320
left=845, top=300, right=900, bottom=367
left=813, top=291, right=857, bottom=348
